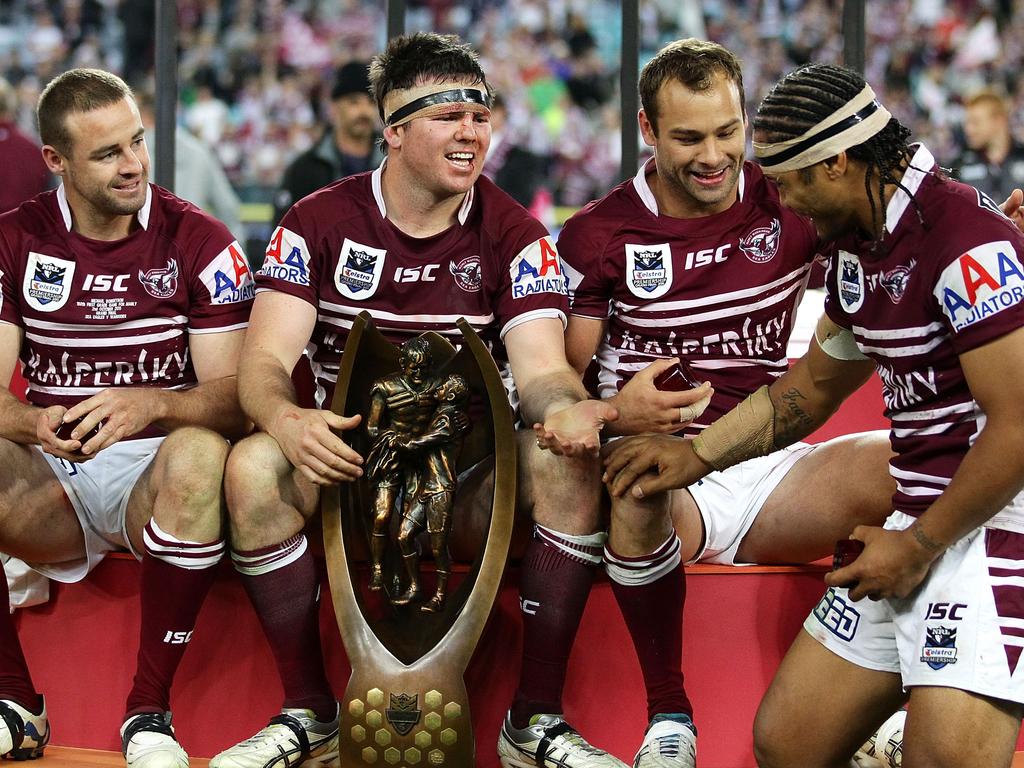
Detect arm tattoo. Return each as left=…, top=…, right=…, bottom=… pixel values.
left=773, top=387, right=816, bottom=447
left=912, top=525, right=943, bottom=554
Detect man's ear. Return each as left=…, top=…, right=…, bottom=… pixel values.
left=40, top=145, right=66, bottom=176
left=382, top=124, right=402, bottom=151
left=822, top=151, right=848, bottom=179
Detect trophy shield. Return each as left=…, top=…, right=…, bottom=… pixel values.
left=322, top=311, right=516, bottom=767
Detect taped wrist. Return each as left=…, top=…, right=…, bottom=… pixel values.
left=691, top=385, right=775, bottom=471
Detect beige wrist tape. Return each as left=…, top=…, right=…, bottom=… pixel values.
left=692, top=385, right=775, bottom=471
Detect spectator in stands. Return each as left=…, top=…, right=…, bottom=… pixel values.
left=271, top=60, right=382, bottom=222
left=136, top=90, right=245, bottom=242
left=953, top=88, right=1024, bottom=202
left=483, top=93, right=547, bottom=207
left=0, top=77, right=51, bottom=212
left=0, top=68, right=254, bottom=767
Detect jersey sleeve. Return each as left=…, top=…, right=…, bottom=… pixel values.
left=495, top=217, right=569, bottom=339
left=558, top=210, right=614, bottom=320
left=932, top=238, right=1024, bottom=354
left=0, top=226, right=19, bottom=328
left=822, top=244, right=854, bottom=330
left=187, top=216, right=256, bottom=333
left=255, top=204, right=322, bottom=309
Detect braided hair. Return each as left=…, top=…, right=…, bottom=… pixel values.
left=753, top=64, right=920, bottom=244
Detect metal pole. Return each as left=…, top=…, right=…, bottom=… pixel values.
left=154, top=0, right=178, bottom=191
left=386, top=0, right=405, bottom=40
left=620, top=0, right=640, bottom=180
left=842, top=0, right=866, bottom=73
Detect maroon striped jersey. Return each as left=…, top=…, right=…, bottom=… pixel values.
left=0, top=184, right=254, bottom=438
left=560, top=160, right=818, bottom=432
left=824, top=145, right=1024, bottom=528
left=256, top=165, right=568, bottom=406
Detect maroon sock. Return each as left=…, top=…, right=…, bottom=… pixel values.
left=232, top=535, right=335, bottom=721
left=0, top=561, right=41, bottom=712
left=125, top=520, right=225, bottom=716
left=510, top=525, right=603, bottom=729
left=606, top=535, right=692, bottom=722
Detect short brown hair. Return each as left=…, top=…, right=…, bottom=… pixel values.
left=965, top=89, right=1008, bottom=117
left=37, top=68, right=134, bottom=155
left=639, top=38, right=745, bottom=135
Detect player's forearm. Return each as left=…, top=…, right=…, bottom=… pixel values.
left=0, top=390, right=43, bottom=444
left=239, top=349, right=300, bottom=435
left=150, top=376, right=249, bottom=440
left=517, top=367, right=588, bottom=426
left=907, top=416, right=1024, bottom=558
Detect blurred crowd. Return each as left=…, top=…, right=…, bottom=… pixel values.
left=0, top=0, right=1022, bottom=210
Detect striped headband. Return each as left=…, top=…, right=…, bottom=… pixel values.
left=753, top=84, right=892, bottom=173
left=383, top=81, right=491, bottom=128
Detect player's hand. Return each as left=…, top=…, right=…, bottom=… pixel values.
left=601, top=434, right=711, bottom=498
left=37, top=406, right=95, bottom=462
left=608, top=358, right=713, bottom=435
left=532, top=399, right=618, bottom=457
left=1000, top=188, right=1024, bottom=231
left=825, top=525, right=937, bottom=601
left=60, top=388, right=165, bottom=456
left=271, top=406, right=363, bottom=486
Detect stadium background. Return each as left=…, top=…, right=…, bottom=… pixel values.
left=1, top=0, right=1021, bottom=241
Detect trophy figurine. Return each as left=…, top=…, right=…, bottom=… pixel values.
left=322, top=313, right=515, bottom=767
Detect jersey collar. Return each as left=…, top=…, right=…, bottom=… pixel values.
left=883, top=143, right=933, bottom=235
left=371, top=157, right=476, bottom=225
left=56, top=182, right=153, bottom=232
left=632, top=156, right=746, bottom=215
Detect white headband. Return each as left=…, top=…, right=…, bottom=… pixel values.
left=753, top=84, right=892, bottom=173
left=383, top=82, right=490, bottom=128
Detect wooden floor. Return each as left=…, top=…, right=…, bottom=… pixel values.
left=35, top=746, right=1024, bottom=767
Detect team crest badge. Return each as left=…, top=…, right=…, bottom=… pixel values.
left=23, top=253, right=75, bottom=312
left=625, top=243, right=672, bottom=299
left=920, top=626, right=958, bottom=670
left=450, top=255, right=482, bottom=292
left=139, top=259, right=180, bottom=299
left=385, top=693, right=421, bottom=736
left=336, top=238, right=386, bottom=301
left=837, top=251, right=864, bottom=313
left=880, top=260, right=915, bottom=304
left=739, top=218, right=781, bottom=264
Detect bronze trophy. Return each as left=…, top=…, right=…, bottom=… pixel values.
left=322, top=312, right=516, bottom=767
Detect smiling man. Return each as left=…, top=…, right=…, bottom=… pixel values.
left=0, top=68, right=253, bottom=768
left=213, top=33, right=614, bottom=768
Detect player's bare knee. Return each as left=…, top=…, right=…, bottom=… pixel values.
left=526, top=443, right=603, bottom=532
left=224, top=432, right=288, bottom=529
left=155, top=427, right=229, bottom=513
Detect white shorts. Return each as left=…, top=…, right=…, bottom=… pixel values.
left=804, top=511, right=1024, bottom=705
left=686, top=443, right=818, bottom=565
left=30, top=437, right=164, bottom=583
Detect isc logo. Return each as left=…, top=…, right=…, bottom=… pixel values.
left=83, top=273, right=130, bottom=292
left=925, top=602, right=966, bottom=621
left=394, top=265, right=438, bottom=283
left=683, top=244, right=731, bottom=270
left=162, top=630, right=193, bottom=645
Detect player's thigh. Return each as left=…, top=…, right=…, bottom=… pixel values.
left=739, top=432, right=894, bottom=564
left=754, top=629, right=906, bottom=768
left=903, top=686, right=1021, bottom=768
left=0, top=438, right=84, bottom=563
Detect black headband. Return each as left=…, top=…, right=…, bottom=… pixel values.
left=758, top=100, right=883, bottom=168
left=385, top=88, right=491, bottom=126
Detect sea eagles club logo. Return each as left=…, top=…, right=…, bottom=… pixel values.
left=450, top=255, right=482, bottom=292
left=139, top=259, right=179, bottom=299
left=739, top=218, right=781, bottom=264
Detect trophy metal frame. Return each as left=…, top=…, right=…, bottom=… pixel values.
left=322, top=312, right=516, bottom=767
